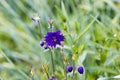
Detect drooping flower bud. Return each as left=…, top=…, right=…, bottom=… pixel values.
left=78, top=66, right=84, bottom=74
left=40, top=41, right=45, bottom=46
left=48, top=75, right=58, bottom=80
left=67, top=65, right=73, bottom=72
left=48, top=19, right=54, bottom=28
left=44, top=45, right=48, bottom=49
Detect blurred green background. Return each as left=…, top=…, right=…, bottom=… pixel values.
left=0, top=0, right=120, bottom=80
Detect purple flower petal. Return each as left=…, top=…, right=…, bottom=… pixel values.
left=44, top=30, right=64, bottom=47
left=56, top=30, right=60, bottom=35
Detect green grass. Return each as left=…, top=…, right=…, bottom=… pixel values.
left=0, top=0, right=120, bottom=80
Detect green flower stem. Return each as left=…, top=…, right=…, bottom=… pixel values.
left=32, top=75, right=34, bottom=80
left=71, top=60, right=75, bottom=80
left=65, top=64, right=67, bottom=80
left=61, top=49, right=65, bottom=72
left=45, top=72, right=49, bottom=79
left=37, top=21, right=42, bottom=37
left=44, top=66, right=49, bottom=79
left=61, top=49, right=67, bottom=80
left=50, top=48, right=55, bottom=74
left=50, top=27, right=53, bottom=32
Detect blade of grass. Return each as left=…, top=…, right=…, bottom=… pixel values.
left=0, top=51, right=31, bottom=80
left=74, top=15, right=98, bottom=43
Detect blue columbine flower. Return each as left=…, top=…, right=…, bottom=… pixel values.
left=45, top=30, right=64, bottom=47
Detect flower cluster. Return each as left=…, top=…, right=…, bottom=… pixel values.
left=40, top=30, right=64, bottom=48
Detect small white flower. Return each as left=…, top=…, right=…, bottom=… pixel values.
left=32, top=15, right=40, bottom=22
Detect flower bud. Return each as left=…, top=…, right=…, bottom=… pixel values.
left=30, top=67, right=35, bottom=76
left=78, top=66, right=84, bottom=74
left=72, top=54, right=76, bottom=61
left=48, top=19, right=54, bottom=28
left=67, top=65, right=73, bottom=72
left=32, top=15, right=40, bottom=22
left=40, top=41, right=45, bottom=46
left=41, top=64, right=49, bottom=73
left=44, top=45, right=48, bottom=49
left=48, top=75, right=58, bottom=80
left=63, top=56, right=68, bottom=64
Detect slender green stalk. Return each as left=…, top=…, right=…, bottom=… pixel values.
left=50, top=49, right=55, bottom=74
left=61, top=48, right=67, bottom=80
left=71, top=60, right=75, bottom=80
left=48, top=18, right=54, bottom=32
left=65, top=64, right=67, bottom=80
left=37, top=21, right=42, bottom=37
left=32, top=75, right=34, bottom=80
left=45, top=72, right=49, bottom=79
left=44, top=65, right=49, bottom=79
left=41, top=65, right=49, bottom=79
left=61, top=49, right=65, bottom=71
left=50, top=27, right=53, bottom=32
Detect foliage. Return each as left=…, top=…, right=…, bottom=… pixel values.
left=0, top=0, right=120, bottom=80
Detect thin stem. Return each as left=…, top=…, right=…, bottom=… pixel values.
left=61, top=49, right=67, bottom=80
left=37, top=21, right=42, bottom=37
left=45, top=72, right=49, bottom=79
left=44, top=66, right=49, bottom=79
left=61, top=49, right=65, bottom=71
left=32, top=75, right=34, bottom=80
left=50, top=48, right=55, bottom=74
left=65, top=64, right=67, bottom=80
left=71, top=60, right=75, bottom=80
left=50, top=27, right=53, bottom=32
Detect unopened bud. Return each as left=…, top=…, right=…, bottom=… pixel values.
left=63, top=55, right=68, bottom=64
left=41, top=64, right=49, bottom=73
left=48, top=19, right=54, bottom=28
left=30, top=67, right=35, bottom=76
left=72, top=54, right=76, bottom=61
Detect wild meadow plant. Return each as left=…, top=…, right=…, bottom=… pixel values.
left=0, top=0, right=120, bottom=80
left=31, top=15, right=84, bottom=80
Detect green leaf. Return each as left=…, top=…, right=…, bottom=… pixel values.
left=61, top=1, right=68, bottom=20
left=74, top=15, right=98, bottom=43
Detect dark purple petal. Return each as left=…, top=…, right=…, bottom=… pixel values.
left=56, top=30, right=60, bottom=35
